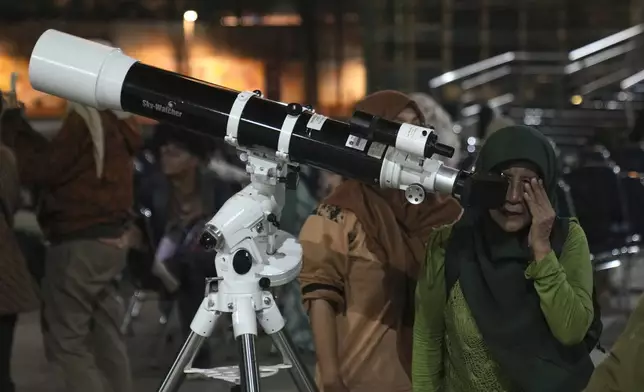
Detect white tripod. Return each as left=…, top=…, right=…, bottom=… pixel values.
left=157, top=151, right=318, bottom=392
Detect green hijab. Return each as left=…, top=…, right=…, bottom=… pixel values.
left=446, top=125, right=593, bottom=392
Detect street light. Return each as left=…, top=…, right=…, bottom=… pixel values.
left=183, top=10, right=198, bottom=22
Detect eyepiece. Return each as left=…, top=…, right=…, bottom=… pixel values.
left=451, top=170, right=472, bottom=200
left=199, top=232, right=218, bottom=250
left=432, top=142, right=455, bottom=159
left=455, top=171, right=508, bottom=209
left=199, top=226, right=223, bottom=251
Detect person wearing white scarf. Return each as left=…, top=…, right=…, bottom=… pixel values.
left=65, top=101, right=133, bottom=178
left=66, top=38, right=134, bottom=179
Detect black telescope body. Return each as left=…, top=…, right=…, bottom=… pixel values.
left=28, top=30, right=508, bottom=202
left=122, top=64, right=460, bottom=186
left=121, top=64, right=384, bottom=184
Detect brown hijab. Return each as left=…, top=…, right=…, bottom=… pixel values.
left=324, top=90, right=463, bottom=376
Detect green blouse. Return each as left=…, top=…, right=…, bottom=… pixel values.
left=412, top=221, right=595, bottom=392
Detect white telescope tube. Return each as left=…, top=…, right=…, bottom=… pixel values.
left=29, top=29, right=136, bottom=110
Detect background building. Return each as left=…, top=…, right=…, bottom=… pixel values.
left=362, top=0, right=643, bottom=93
left=0, top=0, right=642, bottom=118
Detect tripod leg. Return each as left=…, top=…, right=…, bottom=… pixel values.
left=272, top=330, right=318, bottom=392
left=232, top=295, right=261, bottom=392
left=238, top=334, right=261, bottom=392
left=256, top=292, right=318, bottom=392
left=158, top=331, right=205, bottom=392
left=158, top=296, right=220, bottom=392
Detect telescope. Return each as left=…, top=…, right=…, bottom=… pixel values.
left=29, top=30, right=473, bottom=200
left=28, top=30, right=506, bottom=392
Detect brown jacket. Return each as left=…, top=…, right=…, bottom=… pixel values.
left=1, top=109, right=141, bottom=242
left=299, top=196, right=462, bottom=391
left=0, top=145, right=39, bottom=315
left=300, top=206, right=412, bottom=391
left=584, top=294, right=644, bottom=392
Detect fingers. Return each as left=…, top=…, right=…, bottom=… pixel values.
left=523, top=181, right=538, bottom=212
left=525, top=179, right=548, bottom=201
left=524, top=178, right=556, bottom=219
left=534, top=179, right=549, bottom=201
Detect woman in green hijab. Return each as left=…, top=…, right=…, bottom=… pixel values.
left=412, top=125, right=595, bottom=392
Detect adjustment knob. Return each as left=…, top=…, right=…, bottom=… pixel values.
left=286, top=103, right=303, bottom=116
left=405, top=184, right=426, bottom=205
left=259, top=277, right=271, bottom=289
left=233, top=250, right=253, bottom=275
left=199, top=232, right=218, bottom=250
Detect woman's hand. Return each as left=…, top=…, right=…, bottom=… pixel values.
left=524, top=178, right=555, bottom=260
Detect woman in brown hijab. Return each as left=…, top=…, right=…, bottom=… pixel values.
left=299, top=90, right=463, bottom=392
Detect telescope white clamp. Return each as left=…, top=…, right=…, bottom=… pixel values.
left=276, top=113, right=300, bottom=162
left=225, top=91, right=256, bottom=147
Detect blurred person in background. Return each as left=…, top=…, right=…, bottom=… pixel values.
left=132, top=123, right=237, bottom=369
left=0, top=88, right=140, bottom=392
left=299, top=90, right=463, bottom=392
left=409, top=93, right=462, bottom=168
left=207, top=142, right=249, bottom=185
left=0, top=111, right=40, bottom=392
left=478, top=102, right=515, bottom=140
left=460, top=102, right=516, bottom=171
left=413, top=126, right=597, bottom=392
